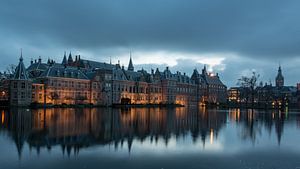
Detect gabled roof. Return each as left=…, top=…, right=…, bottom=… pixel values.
left=112, top=68, right=127, bottom=81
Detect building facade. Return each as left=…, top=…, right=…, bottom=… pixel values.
left=2, top=52, right=227, bottom=106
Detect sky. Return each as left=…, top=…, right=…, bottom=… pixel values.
left=0, top=0, right=300, bottom=87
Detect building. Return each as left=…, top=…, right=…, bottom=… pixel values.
left=275, top=65, right=284, bottom=88
left=9, top=54, right=32, bottom=106
left=3, top=51, right=227, bottom=106
left=228, top=65, right=298, bottom=108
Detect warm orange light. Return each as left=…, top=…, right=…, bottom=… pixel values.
left=1, top=111, right=4, bottom=124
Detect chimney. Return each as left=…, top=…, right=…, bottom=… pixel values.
left=151, top=69, right=154, bottom=74
left=38, top=56, right=42, bottom=63
left=35, top=59, right=37, bottom=63
left=31, top=58, right=33, bottom=65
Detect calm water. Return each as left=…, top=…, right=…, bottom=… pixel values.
left=0, top=107, right=300, bottom=169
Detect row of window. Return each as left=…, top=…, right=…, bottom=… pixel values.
left=49, top=80, right=89, bottom=89
left=13, top=82, right=31, bottom=89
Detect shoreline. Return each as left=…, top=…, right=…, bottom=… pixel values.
left=1, top=103, right=299, bottom=110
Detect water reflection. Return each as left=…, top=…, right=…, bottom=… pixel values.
left=0, top=107, right=300, bottom=158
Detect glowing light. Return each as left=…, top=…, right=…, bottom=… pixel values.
left=210, top=129, right=214, bottom=144
left=1, top=111, right=4, bottom=124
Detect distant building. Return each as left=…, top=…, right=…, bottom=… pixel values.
left=2, top=51, right=228, bottom=106
left=275, top=65, right=284, bottom=88
left=228, top=65, right=298, bottom=108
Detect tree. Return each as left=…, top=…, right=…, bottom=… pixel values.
left=6, top=64, right=16, bottom=75
left=237, top=72, right=260, bottom=107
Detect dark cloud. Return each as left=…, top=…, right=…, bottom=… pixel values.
left=0, top=0, right=299, bottom=86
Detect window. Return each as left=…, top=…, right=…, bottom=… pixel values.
left=13, top=82, right=17, bottom=88
left=39, top=94, right=42, bottom=100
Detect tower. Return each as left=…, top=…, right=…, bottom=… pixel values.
left=9, top=50, right=32, bottom=106
left=128, top=52, right=134, bottom=71
left=275, top=65, right=284, bottom=88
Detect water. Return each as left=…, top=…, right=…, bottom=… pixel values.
left=0, top=107, right=300, bottom=169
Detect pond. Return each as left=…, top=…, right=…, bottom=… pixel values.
left=0, top=107, right=300, bottom=169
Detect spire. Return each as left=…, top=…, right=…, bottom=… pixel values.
left=202, top=65, right=207, bottom=75
left=20, top=48, right=23, bottom=62
left=68, top=51, right=73, bottom=64
left=62, top=51, right=67, bottom=65
left=14, top=50, right=28, bottom=80
left=128, top=51, right=134, bottom=71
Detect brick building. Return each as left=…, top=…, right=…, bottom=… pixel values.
left=3, top=52, right=227, bottom=106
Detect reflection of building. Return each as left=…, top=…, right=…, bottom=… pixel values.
left=228, top=109, right=286, bottom=144
left=1, top=107, right=298, bottom=157
left=2, top=51, right=227, bottom=106
left=1, top=107, right=228, bottom=157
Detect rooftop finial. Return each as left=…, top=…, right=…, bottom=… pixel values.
left=20, top=48, right=23, bottom=61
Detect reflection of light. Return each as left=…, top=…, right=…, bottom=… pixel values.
left=210, top=129, right=214, bottom=144
left=1, top=91, right=5, bottom=96
left=1, top=111, right=4, bottom=124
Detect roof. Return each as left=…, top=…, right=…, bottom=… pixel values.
left=203, top=74, right=225, bottom=86
left=27, top=62, right=49, bottom=72
left=13, top=56, right=29, bottom=80
left=39, top=64, right=89, bottom=80
left=79, top=59, right=115, bottom=70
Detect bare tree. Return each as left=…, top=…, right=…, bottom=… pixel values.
left=237, top=72, right=260, bottom=107
left=6, top=64, right=16, bottom=75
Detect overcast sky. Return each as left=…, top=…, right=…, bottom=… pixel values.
left=0, top=0, right=300, bottom=87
